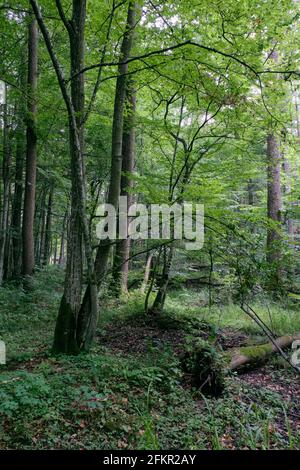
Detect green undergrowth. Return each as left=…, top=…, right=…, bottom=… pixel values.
left=165, top=288, right=300, bottom=336
left=0, top=267, right=299, bottom=449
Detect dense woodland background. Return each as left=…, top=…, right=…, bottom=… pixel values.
left=0, top=0, right=300, bottom=450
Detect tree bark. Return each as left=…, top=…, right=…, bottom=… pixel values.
left=22, top=16, right=38, bottom=278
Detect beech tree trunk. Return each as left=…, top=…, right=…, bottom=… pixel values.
left=42, top=184, right=53, bottom=266
left=112, top=80, right=136, bottom=294
left=53, top=0, right=87, bottom=354
left=22, top=16, right=38, bottom=278
left=266, top=133, right=282, bottom=284
left=31, top=0, right=98, bottom=353
left=11, top=115, right=25, bottom=279
left=0, top=91, right=12, bottom=285
left=77, top=1, right=137, bottom=329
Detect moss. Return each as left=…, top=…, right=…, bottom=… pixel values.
left=52, top=294, right=79, bottom=355
left=239, top=343, right=273, bottom=360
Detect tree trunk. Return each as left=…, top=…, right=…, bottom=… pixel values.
left=283, top=156, right=294, bottom=237
left=53, top=0, right=87, bottom=354
left=11, top=115, right=25, bottom=280
left=140, top=253, right=153, bottom=294
left=22, top=16, right=38, bottom=278
left=77, top=1, right=137, bottom=333
left=42, top=184, right=53, bottom=266
left=35, top=187, right=46, bottom=266
left=0, top=91, right=12, bottom=285
left=59, top=211, right=67, bottom=265
left=112, top=80, right=136, bottom=294
left=229, top=332, right=300, bottom=370
left=30, top=0, right=97, bottom=353
left=266, top=133, right=282, bottom=285
left=150, top=245, right=174, bottom=315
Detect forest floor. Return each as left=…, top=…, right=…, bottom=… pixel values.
left=0, top=266, right=299, bottom=450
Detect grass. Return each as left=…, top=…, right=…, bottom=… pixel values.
left=165, top=288, right=300, bottom=336
left=0, top=267, right=299, bottom=450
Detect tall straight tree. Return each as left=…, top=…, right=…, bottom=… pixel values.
left=30, top=0, right=97, bottom=353
left=112, top=79, right=136, bottom=294
left=22, top=15, right=38, bottom=278
left=266, top=50, right=282, bottom=286
left=0, top=85, right=11, bottom=285
left=76, top=1, right=138, bottom=340
left=266, top=133, right=282, bottom=278
left=11, top=103, right=25, bottom=279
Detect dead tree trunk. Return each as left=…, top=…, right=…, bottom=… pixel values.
left=229, top=332, right=300, bottom=370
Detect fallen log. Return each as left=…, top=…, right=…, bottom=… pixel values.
left=228, top=332, right=300, bottom=370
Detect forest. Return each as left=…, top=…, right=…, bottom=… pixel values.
left=0, top=0, right=300, bottom=453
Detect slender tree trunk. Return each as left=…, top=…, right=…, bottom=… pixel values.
left=35, top=187, right=46, bottom=266
left=30, top=0, right=97, bottom=353
left=53, top=236, right=57, bottom=265
left=140, top=252, right=153, bottom=294
left=150, top=245, right=174, bottom=314
left=0, top=91, right=12, bottom=285
left=59, top=211, right=67, bottom=265
left=53, top=1, right=87, bottom=354
left=112, top=80, right=136, bottom=294
left=22, top=16, right=38, bottom=278
left=283, top=157, right=294, bottom=236
left=266, top=133, right=282, bottom=284
left=77, top=1, right=137, bottom=331
left=42, top=184, right=53, bottom=265
left=11, top=116, right=25, bottom=279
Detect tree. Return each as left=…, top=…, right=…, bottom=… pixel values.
left=22, top=15, right=38, bottom=278
left=30, top=0, right=97, bottom=353
left=112, top=79, right=136, bottom=294
left=76, top=0, right=138, bottom=342
left=0, top=84, right=12, bottom=285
